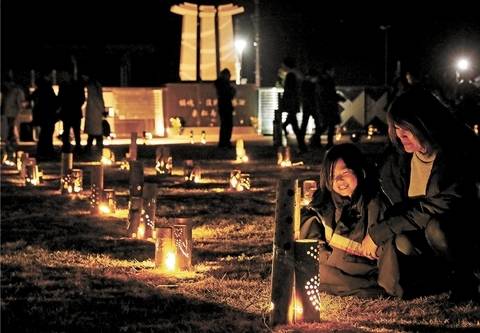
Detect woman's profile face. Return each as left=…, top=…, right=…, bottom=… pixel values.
left=394, top=124, right=424, bottom=153
left=331, top=158, right=358, bottom=198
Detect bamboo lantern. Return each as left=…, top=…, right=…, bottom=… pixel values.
left=235, top=139, right=248, bottom=163
left=101, top=148, right=115, bottom=165
left=172, top=218, right=193, bottom=271
left=302, top=180, right=318, bottom=206
left=60, top=152, right=73, bottom=194
left=65, top=169, right=83, bottom=194
left=229, top=169, right=250, bottom=191
left=183, top=160, right=201, bottom=183
left=129, top=160, right=144, bottom=197
left=99, top=188, right=116, bottom=214
left=129, top=132, right=138, bottom=161
left=17, top=151, right=29, bottom=177
left=294, top=240, right=321, bottom=323
left=200, top=130, right=207, bottom=144
left=89, top=164, right=104, bottom=214
left=127, top=196, right=143, bottom=237
left=270, top=178, right=300, bottom=326
left=24, top=158, right=42, bottom=186
left=155, top=226, right=176, bottom=271
left=155, top=147, right=173, bottom=176
left=277, top=146, right=284, bottom=165
left=139, top=183, right=157, bottom=240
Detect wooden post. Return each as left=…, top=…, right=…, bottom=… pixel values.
left=270, top=178, right=299, bottom=326
left=127, top=196, right=143, bottom=237
left=60, top=152, right=73, bottom=194
left=90, top=164, right=104, bottom=214
left=129, top=160, right=144, bottom=197
left=294, top=239, right=321, bottom=323
left=273, top=107, right=283, bottom=148
left=129, top=132, right=138, bottom=160
left=140, top=183, right=157, bottom=240
left=172, top=218, right=193, bottom=270
left=155, top=226, right=174, bottom=270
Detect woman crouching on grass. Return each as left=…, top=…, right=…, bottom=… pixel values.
left=300, top=143, right=389, bottom=297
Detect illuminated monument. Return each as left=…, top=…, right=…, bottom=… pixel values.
left=171, top=2, right=244, bottom=82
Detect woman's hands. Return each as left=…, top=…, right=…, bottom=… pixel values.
left=361, top=233, right=379, bottom=260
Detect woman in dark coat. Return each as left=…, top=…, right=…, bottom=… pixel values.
left=301, top=143, right=388, bottom=297
left=365, top=87, right=480, bottom=300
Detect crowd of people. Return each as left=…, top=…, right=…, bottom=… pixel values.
left=1, top=68, right=106, bottom=161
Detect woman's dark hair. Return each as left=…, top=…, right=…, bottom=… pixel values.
left=387, top=87, right=474, bottom=155
left=320, top=143, right=370, bottom=195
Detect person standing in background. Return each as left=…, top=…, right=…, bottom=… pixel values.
left=58, top=70, right=85, bottom=154
left=214, top=68, right=235, bottom=149
left=83, top=74, right=106, bottom=154
left=2, top=70, right=26, bottom=154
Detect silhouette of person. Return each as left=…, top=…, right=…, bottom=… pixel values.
left=317, top=64, right=345, bottom=149
left=58, top=70, right=85, bottom=153
left=30, top=72, right=59, bottom=160
left=300, top=68, right=322, bottom=148
left=2, top=70, right=26, bottom=153
left=214, top=68, right=235, bottom=148
left=83, top=74, right=106, bottom=153
left=280, top=57, right=307, bottom=152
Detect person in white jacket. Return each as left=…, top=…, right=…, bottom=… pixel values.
left=2, top=74, right=26, bottom=151
left=83, top=74, right=105, bottom=153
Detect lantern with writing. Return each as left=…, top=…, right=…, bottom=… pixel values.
left=293, top=240, right=321, bottom=323
left=155, top=218, right=192, bottom=272
left=229, top=169, right=251, bottom=191
left=184, top=160, right=201, bottom=183
left=99, top=189, right=116, bottom=214
left=155, top=147, right=173, bottom=176
left=302, top=180, right=317, bottom=206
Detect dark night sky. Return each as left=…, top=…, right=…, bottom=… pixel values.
left=2, top=0, right=480, bottom=87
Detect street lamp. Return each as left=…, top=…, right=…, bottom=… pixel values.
left=455, top=57, right=471, bottom=82
left=235, top=38, right=247, bottom=84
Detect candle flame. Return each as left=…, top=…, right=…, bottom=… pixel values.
left=165, top=251, right=176, bottom=271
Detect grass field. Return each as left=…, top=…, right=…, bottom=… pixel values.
left=1, top=142, right=479, bottom=332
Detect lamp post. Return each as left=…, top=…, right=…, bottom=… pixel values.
left=235, top=38, right=247, bottom=84
left=455, top=57, right=470, bottom=82
left=380, top=25, right=391, bottom=86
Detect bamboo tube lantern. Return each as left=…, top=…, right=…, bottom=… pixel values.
left=24, top=157, right=42, bottom=186
left=139, top=183, right=157, bottom=240
left=229, top=169, right=250, bottom=191
left=99, top=188, right=116, bottom=214
left=18, top=151, right=29, bottom=177
left=294, top=240, right=321, bottom=323
left=89, top=164, right=104, bottom=214
left=155, top=226, right=176, bottom=271
left=235, top=139, right=248, bottom=163
left=189, top=130, right=194, bottom=144
left=172, top=218, right=193, bottom=271
left=155, top=147, right=173, bottom=176
left=60, top=152, right=73, bottom=193
left=129, top=132, right=138, bottom=161
left=183, top=160, right=201, bottom=183
left=270, top=178, right=299, bottom=326
left=63, top=169, right=83, bottom=194
left=129, top=160, right=144, bottom=197
left=279, top=146, right=292, bottom=167
left=127, top=196, right=143, bottom=237
left=101, top=148, right=115, bottom=165
left=302, top=180, right=318, bottom=206
left=200, top=130, right=207, bottom=144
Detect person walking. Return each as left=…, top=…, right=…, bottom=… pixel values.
left=214, top=68, right=235, bottom=149
left=300, top=68, right=322, bottom=148
left=317, top=64, right=346, bottom=149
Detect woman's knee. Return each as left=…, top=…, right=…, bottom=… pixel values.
left=425, top=219, right=449, bottom=254
left=395, top=234, right=420, bottom=256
